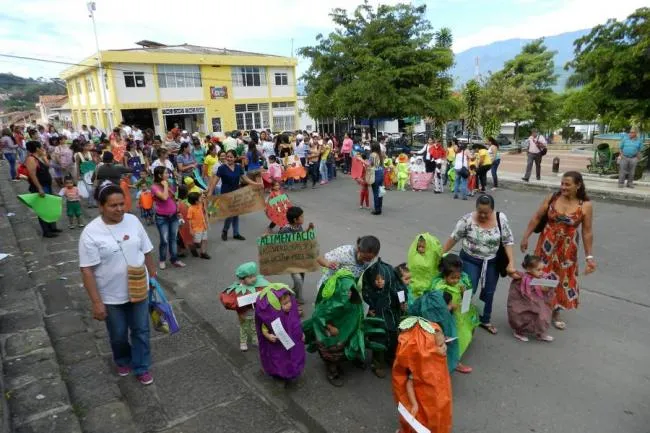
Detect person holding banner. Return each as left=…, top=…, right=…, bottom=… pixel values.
left=24, top=140, right=61, bottom=237
left=209, top=149, right=263, bottom=241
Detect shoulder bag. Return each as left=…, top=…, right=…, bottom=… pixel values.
left=105, top=224, right=148, bottom=303
left=495, top=212, right=509, bottom=277
left=533, top=192, right=559, bottom=233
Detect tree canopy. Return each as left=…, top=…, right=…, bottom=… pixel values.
left=566, top=7, right=650, bottom=129
left=298, top=1, right=456, bottom=121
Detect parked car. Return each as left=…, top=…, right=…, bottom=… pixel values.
left=455, top=132, right=484, bottom=146
left=495, top=134, right=511, bottom=147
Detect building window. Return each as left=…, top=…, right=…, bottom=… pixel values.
left=271, top=101, right=295, bottom=108
left=232, top=67, right=267, bottom=87
left=274, top=72, right=288, bottom=86
left=211, top=117, right=222, bottom=133
left=86, top=77, right=95, bottom=93
left=157, top=64, right=201, bottom=88
left=273, top=114, right=295, bottom=131
left=123, top=71, right=146, bottom=88
left=76, top=81, right=82, bottom=94
left=235, top=103, right=269, bottom=130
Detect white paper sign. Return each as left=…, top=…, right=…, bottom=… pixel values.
left=445, top=336, right=458, bottom=343
left=362, top=301, right=370, bottom=316
left=237, top=292, right=258, bottom=307
left=398, top=402, right=430, bottom=433
left=397, top=290, right=406, bottom=303
left=531, top=278, right=560, bottom=288
left=0, top=253, right=11, bottom=262
left=270, top=317, right=295, bottom=350
left=461, top=289, right=472, bottom=314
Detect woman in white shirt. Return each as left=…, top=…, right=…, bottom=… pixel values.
left=453, top=143, right=470, bottom=200
left=79, top=182, right=157, bottom=386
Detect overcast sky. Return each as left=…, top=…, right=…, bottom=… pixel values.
left=0, top=0, right=646, bottom=79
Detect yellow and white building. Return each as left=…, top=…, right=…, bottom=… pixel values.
left=60, top=41, right=298, bottom=135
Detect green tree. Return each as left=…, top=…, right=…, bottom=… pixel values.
left=498, top=39, right=558, bottom=133
left=478, top=72, right=531, bottom=139
left=462, top=79, right=481, bottom=135
left=298, top=1, right=456, bottom=123
left=567, top=7, right=650, bottom=132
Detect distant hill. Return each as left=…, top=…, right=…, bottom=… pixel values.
left=0, top=73, right=65, bottom=112
left=452, top=29, right=590, bottom=92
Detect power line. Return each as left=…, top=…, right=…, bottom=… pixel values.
left=0, top=53, right=296, bottom=86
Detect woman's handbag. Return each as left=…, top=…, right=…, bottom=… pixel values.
left=149, top=278, right=180, bottom=334
left=533, top=192, right=559, bottom=233
left=365, top=164, right=376, bottom=185
left=459, top=166, right=470, bottom=179
left=105, top=224, right=148, bottom=303
left=495, top=212, right=509, bottom=277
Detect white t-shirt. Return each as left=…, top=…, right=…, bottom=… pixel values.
left=133, top=129, right=144, bottom=141
left=150, top=159, right=174, bottom=173
left=79, top=214, right=154, bottom=304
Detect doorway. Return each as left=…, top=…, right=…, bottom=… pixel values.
left=121, top=109, right=156, bottom=131
left=164, top=114, right=204, bottom=133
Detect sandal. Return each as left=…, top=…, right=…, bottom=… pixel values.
left=513, top=331, right=529, bottom=342
left=479, top=323, right=498, bottom=335
left=552, top=321, right=566, bottom=330
left=455, top=363, right=473, bottom=374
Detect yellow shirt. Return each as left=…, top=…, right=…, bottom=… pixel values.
left=446, top=147, right=456, bottom=162
left=204, top=154, right=218, bottom=176
left=478, top=148, right=492, bottom=166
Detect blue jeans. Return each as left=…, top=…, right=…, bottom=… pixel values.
left=454, top=170, right=468, bottom=198
left=319, top=160, right=328, bottom=182
left=105, top=300, right=151, bottom=375
left=155, top=214, right=179, bottom=263
left=223, top=216, right=240, bottom=236
left=371, top=168, right=384, bottom=212
left=4, top=153, right=16, bottom=180
left=491, top=158, right=501, bottom=187
left=460, top=250, right=499, bottom=324
left=327, top=161, right=335, bottom=179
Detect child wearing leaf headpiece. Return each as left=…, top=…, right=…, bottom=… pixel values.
left=254, top=283, right=306, bottom=387
left=392, top=317, right=452, bottom=433
left=219, top=262, right=270, bottom=352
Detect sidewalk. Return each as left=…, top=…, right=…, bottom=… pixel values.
left=0, top=161, right=320, bottom=433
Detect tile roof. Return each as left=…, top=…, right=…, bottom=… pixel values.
left=38, top=95, right=68, bottom=106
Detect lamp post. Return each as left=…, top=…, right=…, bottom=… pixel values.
left=87, top=1, right=112, bottom=130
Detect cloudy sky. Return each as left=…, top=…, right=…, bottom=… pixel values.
left=0, top=0, right=646, bottom=79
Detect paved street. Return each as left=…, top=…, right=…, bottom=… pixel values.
left=154, top=174, right=650, bottom=433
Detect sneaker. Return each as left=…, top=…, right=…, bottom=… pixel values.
left=491, top=187, right=498, bottom=191
left=136, top=372, right=154, bottom=385
left=240, top=342, right=248, bottom=352
left=78, top=223, right=85, bottom=228
left=221, top=231, right=227, bottom=241
left=537, top=334, right=554, bottom=342
left=626, top=184, right=635, bottom=189
left=453, top=194, right=458, bottom=199
left=159, top=262, right=166, bottom=270
left=233, top=234, right=246, bottom=241
left=43, top=232, right=58, bottom=238
left=69, top=225, right=75, bottom=229
left=52, top=228, right=63, bottom=233
left=117, top=366, right=131, bottom=377
left=200, top=253, right=211, bottom=260
left=320, top=181, right=327, bottom=185
left=172, top=260, right=186, bottom=268
left=513, top=331, right=529, bottom=342
left=190, top=248, right=199, bottom=257
left=521, top=177, right=529, bottom=182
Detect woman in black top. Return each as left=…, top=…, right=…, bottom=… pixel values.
left=25, top=140, right=61, bottom=237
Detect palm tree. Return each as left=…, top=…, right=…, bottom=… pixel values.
left=435, top=28, right=453, bottom=49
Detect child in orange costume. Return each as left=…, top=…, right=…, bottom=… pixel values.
left=392, top=317, right=452, bottom=433
left=119, top=174, right=133, bottom=213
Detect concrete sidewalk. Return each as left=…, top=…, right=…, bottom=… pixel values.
left=0, top=161, right=322, bottom=433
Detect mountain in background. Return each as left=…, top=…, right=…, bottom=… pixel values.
left=451, top=29, right=590, bottom=91
left=0, top=73, right=65, bottom=112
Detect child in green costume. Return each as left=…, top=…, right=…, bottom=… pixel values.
left=406, top=233, right=442, bottom=299
left=432, top=254, right=479, bottom=374
left=396, top=153, right=410, bottom=191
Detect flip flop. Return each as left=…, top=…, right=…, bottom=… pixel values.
left=455, top=364, right=473, bottom=374
left=479, top=323, right=498, bottom=335
left=553, top=321, right=566, bottom=330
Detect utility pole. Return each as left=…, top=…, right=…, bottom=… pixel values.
left=87, top=2, right=112, bottom=130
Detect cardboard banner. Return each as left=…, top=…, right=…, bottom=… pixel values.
left=258, top=230, right=320, bottom=275
left=351, top=157, right=364, bottom=179
left=18, top=193, right=62, bottom=223
left=207, top=186, right=265, bottom=221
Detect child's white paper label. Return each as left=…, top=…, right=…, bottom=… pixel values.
left=530, top=278, right=559, bottom=288
left=461, top=289, right=472, bottom=314
left=362, top=301, right=370, bottom=316
left=237, top=292, right=258, bottom=307
left=271, top=318, right=295, bottom=350
left=398, top=402, right=430, bottom=433
left=445, top=336, right=458, bottom=343
left=397, top=290, right=406, bottom=303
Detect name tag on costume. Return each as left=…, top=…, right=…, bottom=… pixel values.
left=237, top=292, right=258, bottom=307
left=530, top=278, right=559, bottom=288
left=398, top=402, right=430, bottom=433
left=397, top=290, right=406, bottom=303
left=461, top=289, right=473, bottom=314
left=271, top=318, right=295, bottom=350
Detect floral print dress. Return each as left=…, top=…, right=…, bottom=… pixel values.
left=535, top=200, right=583, bottom=310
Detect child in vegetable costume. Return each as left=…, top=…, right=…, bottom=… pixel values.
left=265, top=181, right=292, bottom=232
left=302, top=269, right=386, bottom=387
left=396, top=153, right=410, bottom=191
left=383, top=157, right=395, bottom=190
left=360, top=259, right=407, bottom=378
left=220, top=262, right=271, bottom=352
left=406, top=233, right=442, bottom=299
left=392, top=317, right=452, bottom=433
left=255, top=283, right=306, bottom=386
left=432, top=254, right=479, bottom=374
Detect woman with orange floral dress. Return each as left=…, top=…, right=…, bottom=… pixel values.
left=519, top=171, right=596, bottom=330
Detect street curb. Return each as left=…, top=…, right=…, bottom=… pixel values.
left=157, top=275, right=329, bottom=433
left=498, top=178, right=650, bottom=208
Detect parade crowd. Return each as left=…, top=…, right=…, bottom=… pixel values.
left=1, top=121, right=598, bottom=432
